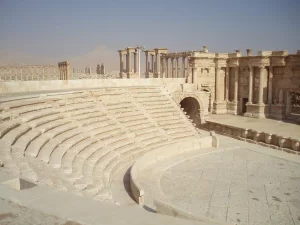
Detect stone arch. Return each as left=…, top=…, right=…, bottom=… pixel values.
left=175, top=93, right=205, bottom=126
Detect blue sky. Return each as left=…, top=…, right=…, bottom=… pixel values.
left=0, top=0, right=299, bottom=71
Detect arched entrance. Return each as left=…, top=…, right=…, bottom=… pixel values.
left=180, top=97, right=202, bottom=127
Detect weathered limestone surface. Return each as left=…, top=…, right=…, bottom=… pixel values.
left=137, top=134, right=300, bottom=225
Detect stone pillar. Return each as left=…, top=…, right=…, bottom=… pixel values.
left=165, top=58, right=168, bottom=78
left=187, top=65, right=193, bottom=84
left=160, top=57, right=164, bottom=78
left=175, top=57, right=179, bottom=78
left=181, top=57, right=185, bottom=78
left=215, top=66, right=220, bottom=101
left=171, top=58, right=174, bottom=78
left=134, top=52, right=138, bottom=73
left=156, top=52, right=160, bottom=78
left=225, top=66, right=230, bottom=101
left=247, top=66, right=253, bottom=103
left=192, top=67, right=197, bottom=84
left=233, top=67, right=239, bottom=103
left=279, top=89, right=283, bottom=104
left=127, top=49, right=131, bottom=77
left=145, top=52, right=149, bottom=78
left=66, top=62, right=70, bottom=80
left=119, top=51, right=123, bottom=78
left=186, top=58, right=190, bottom=82
left=268, top=66, right=273, bottom=105
left=151, top=55, right=154, bottom=73
left=286, top=91, right=292, bottom=116
left=258, top=66, right=265, bottom=105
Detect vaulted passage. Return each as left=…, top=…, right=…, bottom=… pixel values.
left=180, top=97, right=202, bottom=127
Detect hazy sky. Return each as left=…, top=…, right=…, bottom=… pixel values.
left=0, top=0, right=299, bottom=71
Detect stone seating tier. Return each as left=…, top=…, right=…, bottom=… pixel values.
left=0, top=87, right=200, bottom=201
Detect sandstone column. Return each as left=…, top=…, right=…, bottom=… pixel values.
left=165, top=58, right=168, bottom=78
left=145, top=52, right=149, bottom=77
left=161, top=57, right=165, bottom=78
left=247, top=66, right=253, bottom=103
left=151, top=55, right=154, bottom=73
left=279, top=89, right=283, bottom=104
left=127, top=49, right=131, bottom=77
left=171, top=58, right=174, bottom=78
left=286, top=91, right=291, bottom=115
left=268, top=66, right=273, bottom=105
left=175, top=57, right=179, bottom=78
left=182, top=57, right=185, bottom=78
left=258, top=66, right=265, bottom=104
left=225, top=66, right=230, bottom=101
left=192, top=67, right=197, bottom=84
left=119, top=51, right=123, bottom=78
left=187, top=66, right=193, bottom=84
left=66, top=62, right=70, bottom=80
left=156, top=52, right=160, bottom=78
left=134, top=52, right=137, bottom=74
left=215, top=66, right=220, bottom=101
left=233, top=67, right=239, bottom=103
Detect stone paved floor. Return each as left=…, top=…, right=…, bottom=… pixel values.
left=160, top=144, right=300, bottom=225
left=0, top=198, right=82, bottom=225
left=206, top=114, right=300, bottom=140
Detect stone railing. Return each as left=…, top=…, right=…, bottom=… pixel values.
left=130, top=134, right=227, bottom=224
left=203, top=121, right=300, bottom=155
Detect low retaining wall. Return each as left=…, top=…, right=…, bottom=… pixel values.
left=130, top=134, right=231, bottom=224
left=0, top=78, right=185, bottom=94
left=203, top=121, right=300, bottom=155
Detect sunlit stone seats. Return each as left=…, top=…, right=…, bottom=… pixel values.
left=0, top=86, right=202, bottom=202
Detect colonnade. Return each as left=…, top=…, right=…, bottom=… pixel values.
left=0, top=65, right=59, bottom=81
left=58, top=61, right=70, bottom=80
left=158, top=55, right=189, bottom=79
left=118, top=47, right=139, bottom=78
left=118, top=47, right=169, bottom=78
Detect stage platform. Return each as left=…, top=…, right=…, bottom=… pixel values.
left=205, top=114, right=300, bottom=140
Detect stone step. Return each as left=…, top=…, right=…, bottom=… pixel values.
left=62, top=139, right=99, bottom=174
left=37, top=128, right=80, bottom=163
left=127, top=123, right=153, bottom=132
left=20, top=109, right=61, bottom=123
left=49, top=133, right=91, bottom=168
left=1, top=124, right=31, bottom=146
left=0, top=119, right=21, bottom=138
left=43, top=122, right=78, bottom=139
left=81, top=147, right=112, bottom=185
left=37, top=119, right=71, bottom=133
left=135, top=126, right=160, bottom=136
left=11, top=129, right=41, bottom=154
left=27, top=114, right=65, bottom=128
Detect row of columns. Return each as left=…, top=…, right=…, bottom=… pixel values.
left=0, top=66, right=58, bottom=81
left=156, top=56, right=188, bottom=78
left=58, top=61, right=70, bottom=80
left=119, top=48, right=140, bottom=78
left=246, top=65, right=268, bottom=105
left=215, top=66, right=268, bottom=105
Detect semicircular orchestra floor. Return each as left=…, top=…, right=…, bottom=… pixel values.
left=141, top=136, right=300, bottom=225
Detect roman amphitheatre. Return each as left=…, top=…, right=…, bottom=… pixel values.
left=0, top=46, right=300, bottom=225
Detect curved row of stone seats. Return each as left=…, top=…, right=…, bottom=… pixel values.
left=0, top=86, right=202, bottom=202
